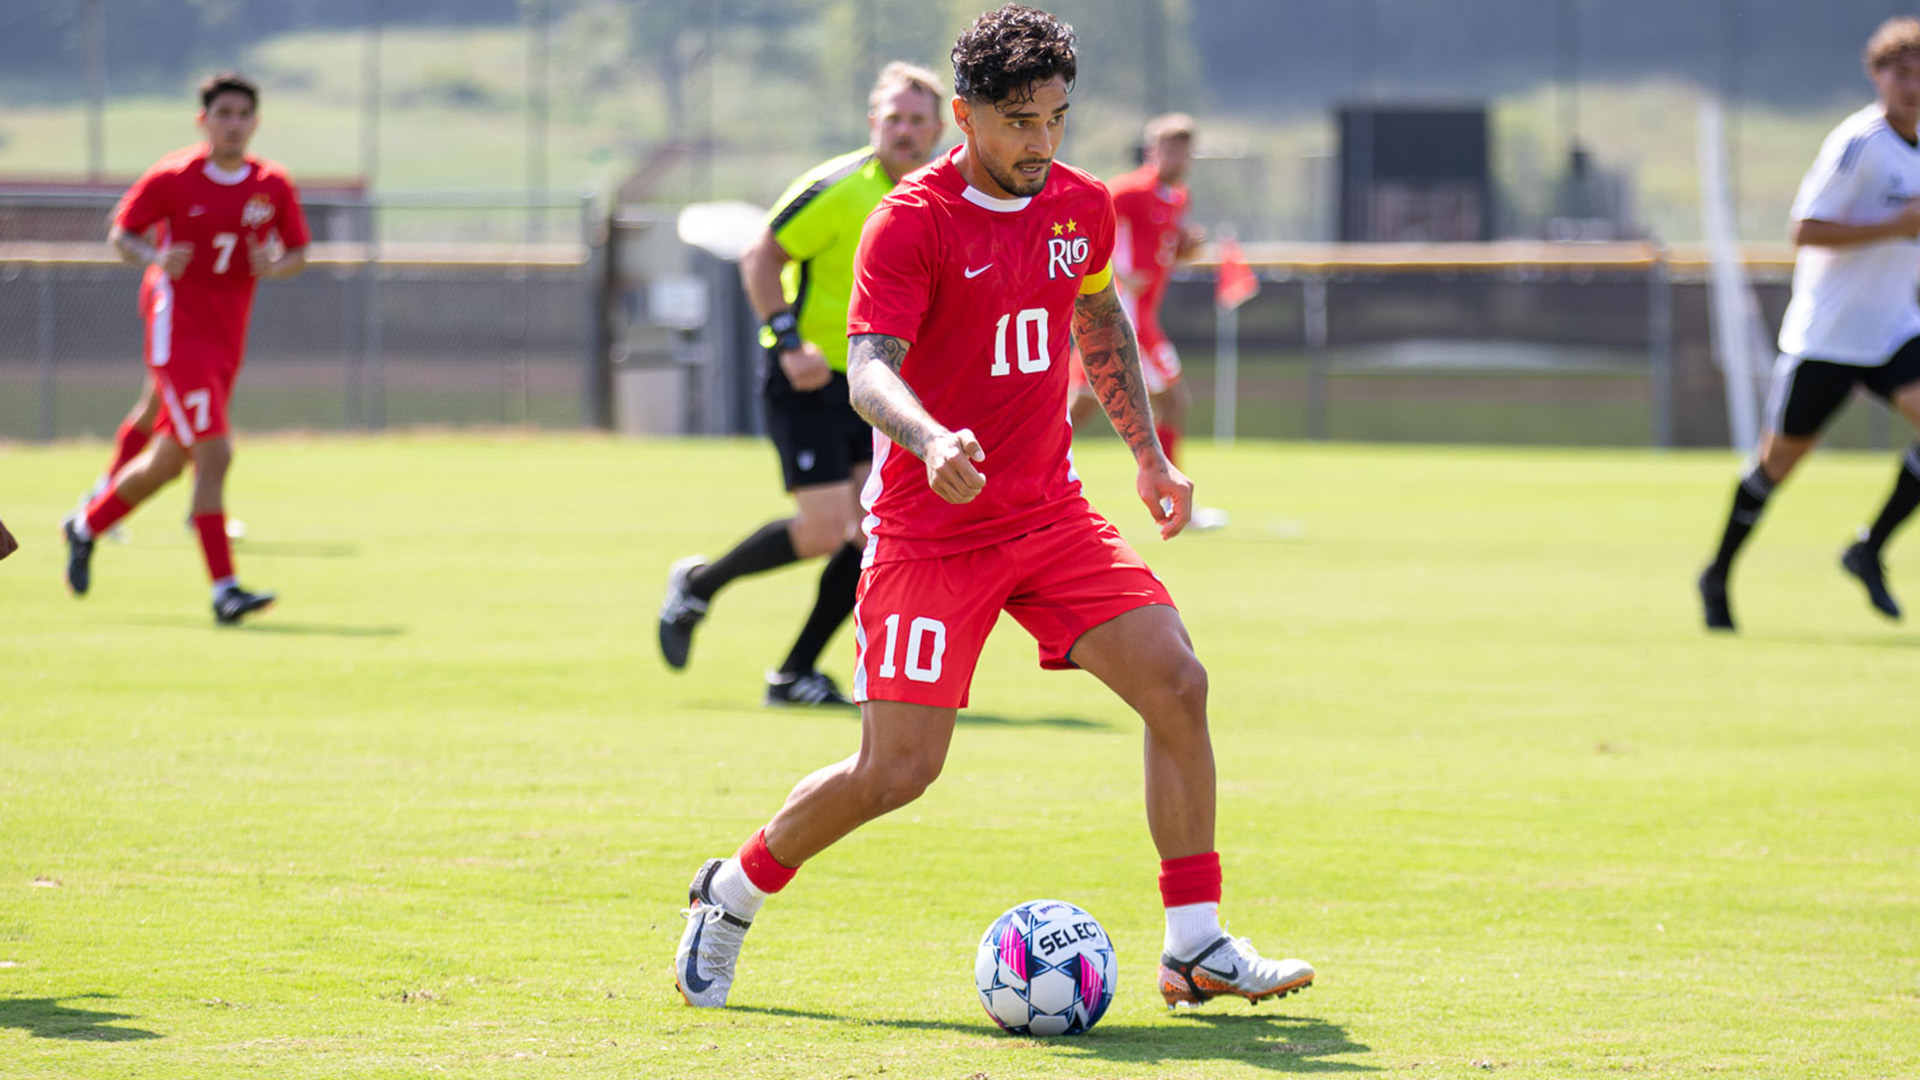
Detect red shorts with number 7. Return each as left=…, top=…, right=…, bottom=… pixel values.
left=141, top=276, right=239, bottom=447
left=851, top=513, right=1176, bottom=708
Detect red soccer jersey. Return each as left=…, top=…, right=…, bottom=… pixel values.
left=1107, top=164, right=1189, bottom=336
left=114, top=147, right=310, bottom=372
left=849, top=147, right=1116, bottom=563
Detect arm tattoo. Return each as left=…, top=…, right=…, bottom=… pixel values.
left=1073, top=284, right=1160, bottom=461
left=848, top=333, right=944, bottom=457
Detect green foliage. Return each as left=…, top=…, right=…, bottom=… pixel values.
left=2, top=435, right=1917, bottom=1077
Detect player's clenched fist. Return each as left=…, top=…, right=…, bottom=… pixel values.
left=159, top=243, right=194, bottom=279
left=923, top=427, right=986, bottom=504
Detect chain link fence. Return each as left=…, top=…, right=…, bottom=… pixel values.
left=0, top=193, right=596, bottom=441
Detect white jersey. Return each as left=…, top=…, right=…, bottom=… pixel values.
left=1778, top=105, right=1920, bottom=365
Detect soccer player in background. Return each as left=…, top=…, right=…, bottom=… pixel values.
left=62, top=72, right=308, bottom=625
left=674, top=4, right=1314, bottom=1011
left=657, top=63, right=946, bottom=707
left=1070, top=114, right=1204, bottom=460
left=1698, top=17, right=1920, bottom=631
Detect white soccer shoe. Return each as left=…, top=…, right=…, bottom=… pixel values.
left=1158, top=933, right=1314, bottom=1007
left=674, top=858, right=753, bottom=1007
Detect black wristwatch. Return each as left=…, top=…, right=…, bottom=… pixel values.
left=760, top=310, right=803, bottom=353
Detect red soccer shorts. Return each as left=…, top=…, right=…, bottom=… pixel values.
left=142, top=278, right=239, bottom=446
left=851, top=513, right=1177, bottom=708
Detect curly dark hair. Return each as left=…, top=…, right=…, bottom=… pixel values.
left=951, top=4, right=1077, bottom=107
left=199, top=71, right=258, bottom=111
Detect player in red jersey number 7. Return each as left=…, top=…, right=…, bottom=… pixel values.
left=62, top=72, right=308, bottom=624
left=674, top=4, right=1313, bottom=1012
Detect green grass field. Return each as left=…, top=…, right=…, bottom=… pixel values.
left=2, top=435, right=1916, bottom=1079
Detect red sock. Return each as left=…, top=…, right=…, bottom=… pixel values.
left=735, top=827, right=799, bottom=895
left=107, top=419, right=152, bottom=478
left=1156, top=424, right=1180, bottom=466
left=1158, top=851, right=1222, bottom=908
left=193, top=513, right=235, bottom=583
left=83, top=492, right=134, bottom=537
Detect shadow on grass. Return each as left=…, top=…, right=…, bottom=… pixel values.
left=233, top=540, right=361, bottom=559
left=0, top=994, right=161, bottom=1042
left=731, top=1004, right=1371, bottom=1072
left=1740, top=629, right=1920, bottom=649
left=109, top=614, right=405, bottom=638
left=957, top=712, right=1113, bottom=730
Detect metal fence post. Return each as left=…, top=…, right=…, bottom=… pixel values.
left=1649, top=244, right=1674, bottom=448
left=37, top=267, right=57, bottom=442
left=581, top=191, right=610, bottom=430
left=1303, top=273, right=1330, bottom=441
left=363, top=199, right=385, bottom=431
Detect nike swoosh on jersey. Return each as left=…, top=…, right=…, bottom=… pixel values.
left=964, top=264, right=992, bottom=278
left=681, top=916, right=714, bottom=994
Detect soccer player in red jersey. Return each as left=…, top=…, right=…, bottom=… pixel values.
left=675, top=5, right=1314, bottom=1011
left=1068, top=114, right=1204, bottom=460
left=62, top=72, right=309, bottom=624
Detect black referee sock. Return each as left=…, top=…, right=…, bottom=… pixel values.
left=779, top=540, right=863, bottom=677
left=1862, top=444, right=1920, bottom=554
left=689, top=519, right=799, bottom=602
left=1708, top=463, right=1776, bottom=577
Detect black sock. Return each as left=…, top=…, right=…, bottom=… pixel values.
left=779, top=540, right=863, bottom=676
left=689, top=519, right=798, bottom=602
left=1863, top=444, right=1920, bottom=554
left=1708, top=464, right=1775, bottom=576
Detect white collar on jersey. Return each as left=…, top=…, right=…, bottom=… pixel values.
left=961, top=184, right=1032, bottom=213
left=202, top=160, right=254, bottom=185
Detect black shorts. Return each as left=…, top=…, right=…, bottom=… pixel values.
left=763, top=368, right=873, bottom=492
left=1765, top=337, right=1920, bottom=438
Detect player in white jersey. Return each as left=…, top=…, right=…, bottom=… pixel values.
left=1699, top=17, right=1920, bottom=631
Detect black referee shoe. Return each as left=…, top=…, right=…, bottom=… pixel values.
left=1840, top=542, right=1901, bottom=621
left=62, top=516, right=95, bottom=597
left=1697, top=568, right=1735, bottom=632
left=214, top=584, right=276, bottom=625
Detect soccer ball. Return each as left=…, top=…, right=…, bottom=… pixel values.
left=973, top=899, right=1116, bottom=1036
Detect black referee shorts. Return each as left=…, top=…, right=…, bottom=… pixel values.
left=1765, top=336, right=1920, bottom=438
left=762, top=369, right=873, bottom=492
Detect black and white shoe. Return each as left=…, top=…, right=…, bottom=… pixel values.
left=61, top=515, right=96, bottom=596
left=213, top=584, right=276, bottom=625
left=763, top=670, right=854, bottom=708
left=1840, top=542, right=1901, bottom=621
left=658, top=555, right=709, bottom=670
left=1697, top=568, right=1735, bottom=632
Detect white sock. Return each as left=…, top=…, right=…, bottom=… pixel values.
left=1163, top=901, right=1222, bottom=959
left=72, top=519, right=95, bottom=542
left=709, top=857, right=768, bottom=920
left=211, top=576, right=237, bottom=599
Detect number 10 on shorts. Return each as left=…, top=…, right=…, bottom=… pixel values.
left=876, top=613, right=947, bottom=683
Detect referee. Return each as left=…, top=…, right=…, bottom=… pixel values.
left=658, top=62, right=946, bottom=705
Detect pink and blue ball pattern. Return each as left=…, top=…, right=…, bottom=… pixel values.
left=973, top=899, right=1117, bottom=1036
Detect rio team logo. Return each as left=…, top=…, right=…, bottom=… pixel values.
left=1046, top=219, right=1090, bottom=280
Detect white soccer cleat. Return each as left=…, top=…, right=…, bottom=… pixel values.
left=1159, top=933, right=1313, bottom=1007
left=674, top=858, right=753, bottom=1007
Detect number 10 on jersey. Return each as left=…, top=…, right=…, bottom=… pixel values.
left=991, top=308, right=1050, bottom=377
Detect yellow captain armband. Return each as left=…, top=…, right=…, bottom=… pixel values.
left=1078, top=260, right=1113, bottom=296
